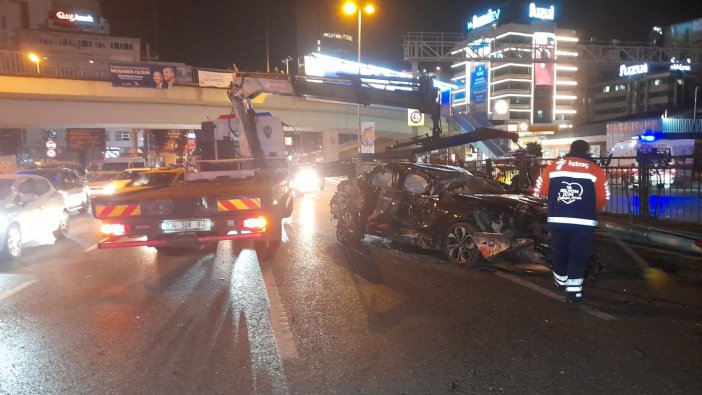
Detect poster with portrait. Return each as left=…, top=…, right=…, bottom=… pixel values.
left=532, top=32, right=555, bottom=123
left=360, top=122, right=375, bottom=154
left=109, top=63, right=184, bottom=89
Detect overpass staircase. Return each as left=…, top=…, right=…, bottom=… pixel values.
left=450, top=111, right=511, bottom=158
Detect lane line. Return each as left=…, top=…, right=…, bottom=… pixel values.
left=495, top=272, right=618, bottom=321
left=83, top=244, right=98, bottom=253
left=261, top=266, right=299, bottom=360
left=0, top=280, right=38, bottom=304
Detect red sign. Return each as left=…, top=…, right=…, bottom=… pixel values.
left=46, top=140, right=57, bottom=150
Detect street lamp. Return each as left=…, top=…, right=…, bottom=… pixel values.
left=28, top=52, right=41, bottom=74
left=342, top=1, right=375, bottom=154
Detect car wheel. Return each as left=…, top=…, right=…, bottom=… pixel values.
left=53, top=210, right=70, bottom=239
left=1, top=225, right=22, bottom=260
left=444, top=222, right=482, bottom=267
left=254, top=219, right=282, bottom=261
left=336, top=208, right=362, bottom=245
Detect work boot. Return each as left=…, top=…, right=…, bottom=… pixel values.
left=565, top=291, right=582, bottom=306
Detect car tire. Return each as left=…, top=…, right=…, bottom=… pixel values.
left=336, top=208, right=363, bottom=245
left=444, top=222, right=482, bottom=267
left=254, top=219, right=282, bottom=261
left=53, top=210, right=70, bottom=239
left=1, top=225, right=22, bottom=260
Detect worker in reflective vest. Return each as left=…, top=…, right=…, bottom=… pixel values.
left=534, top=140, right=610, bottom=305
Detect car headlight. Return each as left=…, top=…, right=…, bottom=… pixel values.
left=292, top=168, right=321, bottom=192
left=101, top=183, right=117, bottom=195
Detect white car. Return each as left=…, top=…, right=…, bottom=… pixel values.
left=0, top=174, right=69, bottom=260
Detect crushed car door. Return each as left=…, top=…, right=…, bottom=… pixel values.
left=392, top=171, right=438, bottom=230
left=364, top=166, right=399, bottom=228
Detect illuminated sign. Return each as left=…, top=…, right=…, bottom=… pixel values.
left=466, top=9, right=501, bottom=30
left=619, top=63, right=648, bottom=77
left=529, top=3, right=555, bottom=20
left=670, top=57, right=692, bottom=72
left=53, top=11, right=95, bottom=23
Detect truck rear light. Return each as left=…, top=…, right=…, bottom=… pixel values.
left=242, top=216, right=268, bottom=230
left=101, top=223, right=127, bottom=236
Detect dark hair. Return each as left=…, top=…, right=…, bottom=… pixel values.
left=569, top=140, right=590, bottom=155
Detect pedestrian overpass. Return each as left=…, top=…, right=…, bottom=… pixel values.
left=0, top=74, right=420, bottom=160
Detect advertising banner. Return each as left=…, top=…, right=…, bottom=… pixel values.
left=110, top=63, right=184, bottom=88
left=470, top=63, right=488, bottom=114
left=360, top=122, right=375, bottom=154
left=532, top=32, right=555, bottom=123
left=198, top=70, right=233, bottom=88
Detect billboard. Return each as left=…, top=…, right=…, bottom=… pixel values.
left=470, top=63, right=488, bottom=114
left=532, top=32, right=555, bottom=123
left=360, top=122, right=375, bottom=154
left=197, top=70, right=233, bottom=88
left=109, top=64, right=190, bottom=88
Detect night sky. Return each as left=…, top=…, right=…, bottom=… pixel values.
left=101, top=0, right=702, bottom=71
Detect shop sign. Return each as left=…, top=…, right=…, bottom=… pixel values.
left=51, top=11, right=95, bottom=23
left=528, top=3, right=555, bottom=20
left=669, top=58, right=692, bottom=72
left=466, top=9, right=501, bottom=31
left=619, top=63, right=648, bottom=77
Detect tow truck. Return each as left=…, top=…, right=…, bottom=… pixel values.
left=92, top=71, right=518, bottom=259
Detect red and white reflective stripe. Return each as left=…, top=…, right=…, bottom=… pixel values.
left=547, top=217, right=598, bottom=226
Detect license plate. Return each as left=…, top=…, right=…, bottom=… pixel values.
left=161, top=219, right=212, bottom=233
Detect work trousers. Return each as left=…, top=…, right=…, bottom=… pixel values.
left=548, top=225, right=595, bottom=296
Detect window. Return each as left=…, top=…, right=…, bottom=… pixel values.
left=403, top=173, right=430, bottom=194
left=602, top=86, right=610, bottom=93
left=371, top=169, right=394, bottom=188
left=114, top=131, right=131, bottom=141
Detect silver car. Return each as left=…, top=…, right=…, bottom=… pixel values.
left=0, top=174, right=69, bottom=260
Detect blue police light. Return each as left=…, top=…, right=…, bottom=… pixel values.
left=638, top=129, right=662, bottom=142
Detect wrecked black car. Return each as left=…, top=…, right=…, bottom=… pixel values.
left=330, top=162, right=550, bottom=266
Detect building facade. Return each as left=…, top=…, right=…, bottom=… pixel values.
left=450, top=2, right=580, bottom=135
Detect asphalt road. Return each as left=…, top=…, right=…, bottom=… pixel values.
left=1, top=184, right=701, bottom=394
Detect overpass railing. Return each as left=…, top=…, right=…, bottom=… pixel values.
left=0, top=50, right=224, bottom=87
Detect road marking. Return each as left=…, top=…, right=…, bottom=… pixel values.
left=495, top=272, right=618, bottom=321
left=261, top=266, right=299, bottom=360
left=83, top=244, right=98, bottom=253
left=606, top=234, right=651, bottom=271
left=0, top=280, right=37, bottom=304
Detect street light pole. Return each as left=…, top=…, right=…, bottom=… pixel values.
left=343, top=2, right=374, bottom=155
left=356, top=8, right=362, bottom=155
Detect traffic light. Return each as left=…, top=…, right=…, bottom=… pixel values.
left=44, top=130, right=57, bottom=140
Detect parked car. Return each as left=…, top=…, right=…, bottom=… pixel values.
left=330, top=163, right=551, bottom=266
left=0, top=174, right=70, bottom=260
left=16, top=168, right=90, bottom=213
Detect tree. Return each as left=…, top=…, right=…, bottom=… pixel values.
left=525, top=142, right=543, bottom=157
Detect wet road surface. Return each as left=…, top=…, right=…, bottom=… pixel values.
left=1, top=184, right=701, bottom=394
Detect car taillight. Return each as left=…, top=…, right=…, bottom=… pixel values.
left=241, top=216, right=268, bottom=230
left=101, top=223, right=127, bottom=236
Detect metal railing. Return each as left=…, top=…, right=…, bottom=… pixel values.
left=447, top=155, right=702, bottom=224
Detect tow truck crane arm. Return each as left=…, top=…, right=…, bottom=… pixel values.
left=225, top=71, right=518, bottom=162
